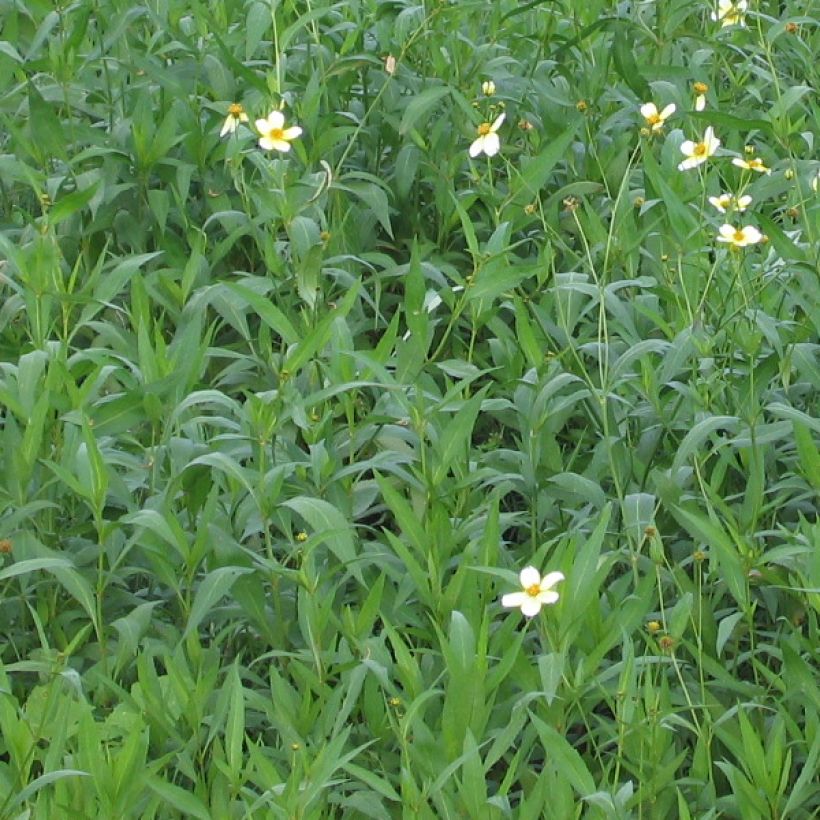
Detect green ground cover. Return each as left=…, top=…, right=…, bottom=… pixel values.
left=0, top=0, right=818, bottom=816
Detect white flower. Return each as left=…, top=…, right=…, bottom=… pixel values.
left=732, top=157, right=771, bottom=174
left=695, top=94, right=707, bottom=112
left=220, top=103, right=249, bottom=137
left=678, top=126, right=720, bottom=170
left=716, top=224, right=764, bottom=247
left=711, top=0, right=748, bottom=27
left=469, top=113, right=505, bottom=158
left=256, top=110, right=303, bottom=152
left=640, top=102, right=676, bottom=132
left=501, top=566, right=565, bottom=617
left=708, top=193, right=752, bottom=213
left=481, top=80, right=496, bottom=96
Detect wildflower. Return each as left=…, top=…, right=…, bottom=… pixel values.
left=659, top=635, right=676, bottom=651
left=220, top=103, right=249, bottom=137
left=256, top=110, right=303, bottom=152
left=562, top=196, right=580, bottom=212
left=732, top=157, right=771, bottom=174
left=469, top=113, right=505, bottom=158
left=647, top=620, right=661, bottom=634
left=481, top=80, right=496, bottom=96
left=501, top=566, right=565, bottom=617
left=384, top=54, right=397, bottom=75
left=576, top=100, right=588, bottom=112
left=640, top=102, right=676, bottom=132
left=708, top=193, right=752, bottom=212
left=711, top=0, right=748, bottom=27
left=716, top=224, right=764, bottom=247
left=678, top=126, right=720, bottom=170
left=693, top=82, right=708, bottom=112
left=785, top=22, right=798, bottom=34
left=518, top=118, right=534, bottom=131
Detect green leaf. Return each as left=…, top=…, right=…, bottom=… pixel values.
left=399, top=85, right=451, bottom=136
left=183, top=566, right=253, bottom=638
left=530, top=712, right=595, bottom=796
left=145, top=775, right=212, bottom=820
left=281, top=496, right=361, bottom=583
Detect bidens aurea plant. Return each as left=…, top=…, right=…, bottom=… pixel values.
left=256, top=110, right=303, bottom=152
left=709, top=193, right=752, bottom=213
left=501, top=566, right=565, bottom=617
left=712, top=0, right=748, bottom=27
left=469, top=113, right=505, bottom=158
left=220, top=102, right=248, bottom=137
left=717, top=224, right=764, bottom=247
left=640, top=102, right=676, bottom=133
left=678, top=126, right=720, bottom=170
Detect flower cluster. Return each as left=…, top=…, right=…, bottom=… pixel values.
left=636, top=78, right=777, bottom=249
left=219, top=103, right=303, bottom=154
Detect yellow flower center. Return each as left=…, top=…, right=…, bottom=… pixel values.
left=477, top=122, right=492, bottom=136
left=733, top=230, right=745, bottom=243
left=525, top=583, right=541, bottom=597
left=693, top=82, right=708, bottom=94
left=748, top=159, right=763, bottom=170
left=646, top=113, right=661, bottom=125
left=267, top=127, right=285, bottom=140
left=693, top=142, right=708, bottom=157
left=228, top=103, right=244, bottom=116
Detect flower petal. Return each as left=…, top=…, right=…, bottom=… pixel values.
left=469, top=137, right=484, bottom=157
left=501, top=592, right=527, bottom=609
left=520, top=597, right=542, bottom=617
left=267, top=110, right=285, bottom=129
left=660, top=103, right=676, bottom=119
left=282, top=126, right=303, bottom=140
left=539, top=571, right=565, bottom=591
left=482, top=133, right=500, bottom=156
left=536, top=590, right=559, bottom=606
left=708, top=196, right=726, bottom=212
left=519, top=566, right=541, bottom=588
left=640, top=103, right=658, bottom=119
left=490, top=112, right=506, bottom=132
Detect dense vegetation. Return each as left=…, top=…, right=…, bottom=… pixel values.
left=0, top=0, right=818, bottom=816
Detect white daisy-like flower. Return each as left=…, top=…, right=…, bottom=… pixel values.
left=481, top=80, right=496, bottom=96
left=732, top=157, right=771, bottom=174
left=255, top=110, right=303, bottom=152
left=716, top=224, right=764, bottom=247
left=640, top=102, right=676, bottom=132
left=711, top=0, right=748, bottom=27
left=219, top=103, right=249, bottom=137
left=501, top=566, right=565, bottom=618
left=678, top=126, right=720, bottom=171
left=469, top=113, right=505, bottom=158
left=708, top=193, right=752, bottom=213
